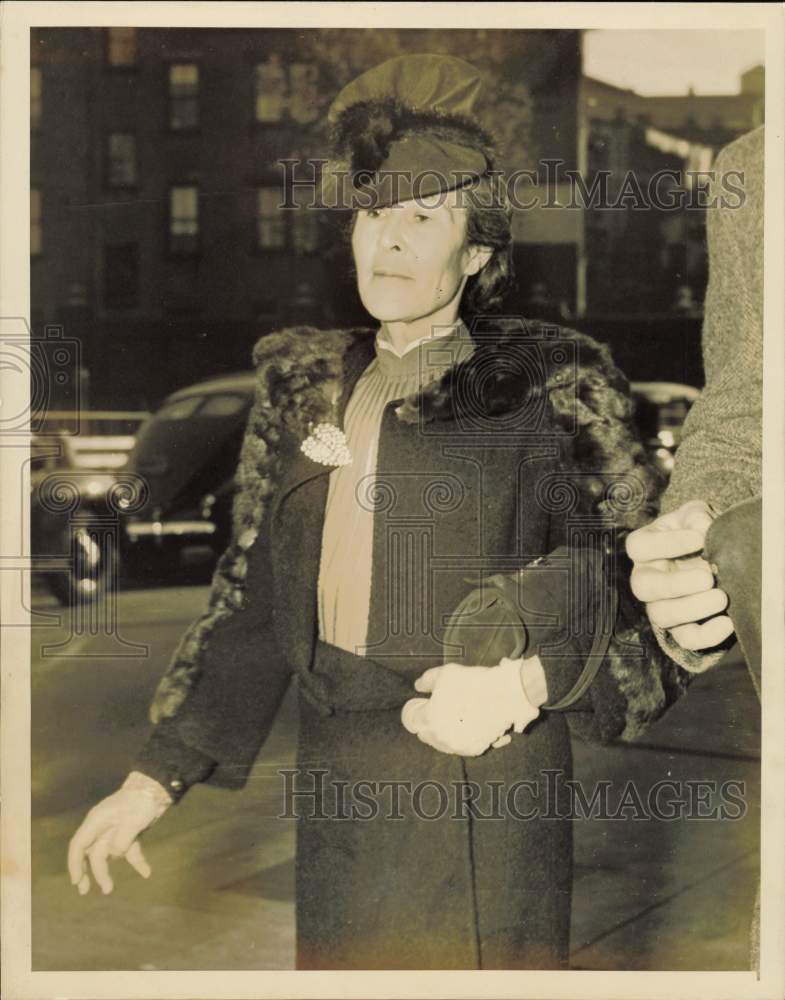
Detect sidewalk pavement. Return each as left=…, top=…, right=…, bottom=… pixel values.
left=33, top=649, right=759, bottom=972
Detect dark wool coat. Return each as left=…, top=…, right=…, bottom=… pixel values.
left=134, top=318, right=690, bottom=971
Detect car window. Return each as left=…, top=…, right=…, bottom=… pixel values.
left=197, top=393, right=249, bottom=418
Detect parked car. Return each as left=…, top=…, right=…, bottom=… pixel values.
left=120, top=373, right=701, bottom=584
left=122, top=374, right=256, bottom=580
left=31, top=410, right=149, bottom=604
left=631, top=381, right=700, bottom=478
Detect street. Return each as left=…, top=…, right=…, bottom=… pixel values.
left=31, top=580, right=760, bottom=972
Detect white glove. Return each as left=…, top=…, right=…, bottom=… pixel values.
left=67, top=772, right=172, bottom=896
left=401, top=656, right=546, bottom=757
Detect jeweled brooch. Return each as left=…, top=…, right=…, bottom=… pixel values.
left=300, top=422, right=352, bottom=467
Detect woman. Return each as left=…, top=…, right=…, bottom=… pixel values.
left=68, top=53, right=688, bottom=970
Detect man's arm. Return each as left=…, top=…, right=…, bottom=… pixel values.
left=629, top=127, right=764, bottom=672
left=662, top=128, right=763, bottom=515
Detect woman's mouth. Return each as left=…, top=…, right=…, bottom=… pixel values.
left=372, top=270, right=413, bottom=279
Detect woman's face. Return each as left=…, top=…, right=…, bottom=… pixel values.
left=351, top=188, right=488, bottom=323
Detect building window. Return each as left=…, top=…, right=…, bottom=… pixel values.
left=256, top=186, right=319, bottom=253
left=107, top=27, right=136, bottom=67
left=31, top=188, right=42, bottom=256
left=31, top=67, right=42, bottom=130
left=107, top=133, right=137, bottom=188
left=255, top=55, right=287, bottom=123
left=169, top=186, right=199, bottom=255
left=254, top=57, right=318, bottom=123
left=256, top=187, right=286, bottom=249
left=169, top=64, right=199, bottom=130
left=290, top=185, right=319, bottom=253
left=289, top=63, right=319, bottom=124
left=104, top=244, right=139, bottom=309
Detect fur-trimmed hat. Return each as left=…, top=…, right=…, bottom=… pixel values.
left=320, top=53, right=499, bottom=209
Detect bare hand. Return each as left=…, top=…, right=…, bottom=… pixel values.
left=626, top=500, right=734, bottom=651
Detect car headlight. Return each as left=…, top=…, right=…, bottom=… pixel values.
left=83, top=476, right=115, bottom=499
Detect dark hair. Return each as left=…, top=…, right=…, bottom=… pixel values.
left=461, top=173, right=514, bottom=315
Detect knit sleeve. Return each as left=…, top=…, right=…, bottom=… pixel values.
left=661, top=128, right=763, bottom=516
left=651, top=128, right=764, bottom=675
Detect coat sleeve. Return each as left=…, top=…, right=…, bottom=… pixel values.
left=131, top=355, right=294, bottom=796
left=529, top=327, right=693, bottom=744
left=533, top=523, right=692, bottom=746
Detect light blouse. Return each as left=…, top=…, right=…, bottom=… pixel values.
left=317, top=320, right=475, bottom=655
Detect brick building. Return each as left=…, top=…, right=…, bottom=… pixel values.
left=581, top=64, right=764, bottom=321
left=31, top=27, right=583, bottom=409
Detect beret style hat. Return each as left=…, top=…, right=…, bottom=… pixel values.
left=320, top=53, right=497, bottom=209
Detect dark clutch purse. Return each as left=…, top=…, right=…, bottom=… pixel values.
left=441, top=547, right=618, bottom=711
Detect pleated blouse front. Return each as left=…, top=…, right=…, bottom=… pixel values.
left=317, top=321, right=475, bottom=656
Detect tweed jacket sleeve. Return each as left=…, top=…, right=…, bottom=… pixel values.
left=661, top=128, right=763, bottom=515
left=651, top=126, right=764, bottom=674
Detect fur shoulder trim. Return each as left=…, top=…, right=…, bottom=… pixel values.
left=149, top=325, right=372, bottom=723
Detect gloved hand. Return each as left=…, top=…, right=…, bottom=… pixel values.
left=67, top=772, right=172, bottom=896
left=401, top=656, right=546, bottom=757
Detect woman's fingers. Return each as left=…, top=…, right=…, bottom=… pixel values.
left=401, top=698, right=429, bottom=734
left=68, top=790, right=161, bottom=896
left=414, top=666, right=444, bottom=694
left=124, top=840, right=152, bottom=880
left=86, top=837, right=114, bottom=895
left=669, top=615, right=736, bottom=651
left=647, top=587, right=729, bottom=630
left=68, top=809, right=109, bottom=889
left=67, top=833, right=88, bottom=889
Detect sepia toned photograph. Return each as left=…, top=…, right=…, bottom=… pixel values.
left=2, top=4, right=783, bottom=997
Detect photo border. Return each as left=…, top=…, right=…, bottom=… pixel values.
left=2, top=4, right=783, bottom=999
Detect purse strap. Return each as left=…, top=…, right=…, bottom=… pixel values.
left=542, top=584, right=619, bottom=712
left=463, top=557, right=620, bottom=712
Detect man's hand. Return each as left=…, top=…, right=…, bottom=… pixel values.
left=67, top=773, right=172, bottom=896
left=627, top=499, right=734, bottom=651
left=401, top=656, right=543, bottom=757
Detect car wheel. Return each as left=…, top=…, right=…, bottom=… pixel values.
left=44, top=524, right=119, bottom=606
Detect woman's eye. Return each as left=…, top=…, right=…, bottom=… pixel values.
left=414, top=214, right=432, bottom=223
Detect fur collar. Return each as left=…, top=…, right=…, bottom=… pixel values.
left=251, top=317, right=635, bottom=438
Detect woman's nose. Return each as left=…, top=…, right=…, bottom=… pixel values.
left=379, top=212, right=404, bottom=251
